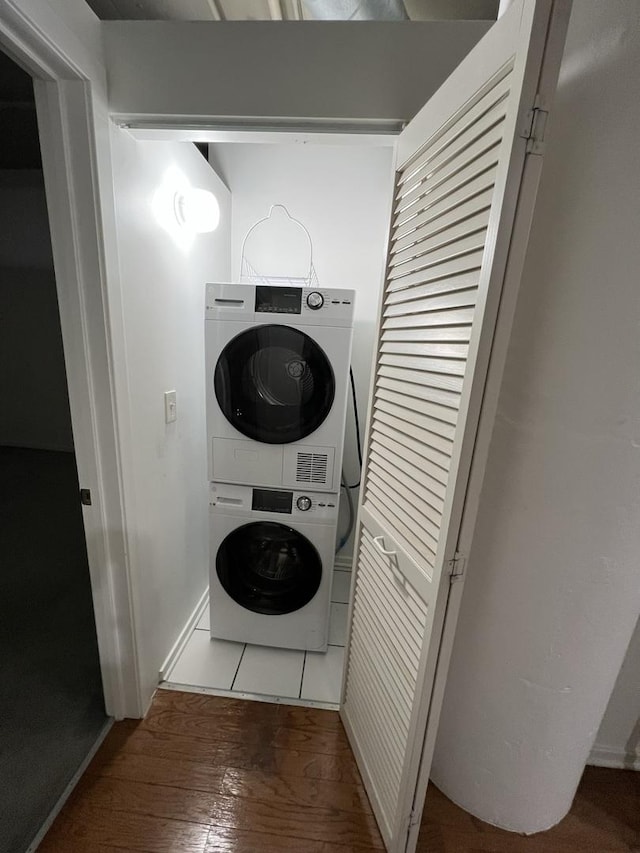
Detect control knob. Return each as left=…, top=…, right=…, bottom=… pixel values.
left=306, top=291, right=324, bottom=310
left=296, top=495, right=312, bottom=512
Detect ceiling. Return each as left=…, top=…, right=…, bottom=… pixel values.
left=84, top=0, right=499, bottom=21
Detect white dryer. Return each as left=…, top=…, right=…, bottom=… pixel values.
left=205, top=283, right=354, bottom=493
left=209, top=482, right=338, bottom=651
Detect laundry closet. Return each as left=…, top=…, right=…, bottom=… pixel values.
left=191, top=141, right=394, bottom=704
left=111, top=136, right=394, bottom=706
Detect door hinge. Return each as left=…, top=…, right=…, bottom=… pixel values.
left=402, top=806, right=421, bottom=841
left=80, top=488, right=92, bottom=506
left=520, top=95, right=549, bottom=155
left=448, top=551, right=466, bottom=583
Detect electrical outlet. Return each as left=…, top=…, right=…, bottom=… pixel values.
left=164, top=390, right=177, bottom=424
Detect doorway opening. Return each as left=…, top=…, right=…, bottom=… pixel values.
left=0, top=49, right=107, bottom=853
left=105, top=127, right=394, bottom=709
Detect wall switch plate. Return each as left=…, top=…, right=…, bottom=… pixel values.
left=164, top=390, right=177, bottom=424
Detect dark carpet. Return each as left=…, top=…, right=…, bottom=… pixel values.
left=0, top=447, right=106, bottom=853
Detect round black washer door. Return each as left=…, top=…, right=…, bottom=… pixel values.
left=214, top=324, right=335, bottom=444
left=216, top=521, right=323, bottom=616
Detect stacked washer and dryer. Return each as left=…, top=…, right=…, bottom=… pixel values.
left=205, top=282, right=355, bottom=652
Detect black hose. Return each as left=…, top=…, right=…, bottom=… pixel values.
left=344, top=366, right=362, bottom=490
left=350, top=366, right=363, bottom=469
left=336, top=470, right=355, bottom=554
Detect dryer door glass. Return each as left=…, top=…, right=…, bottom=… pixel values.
left=214, top=324, right=335, bottom=444
left=216, top=521, right=323, bottom=615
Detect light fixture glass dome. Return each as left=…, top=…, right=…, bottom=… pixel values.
left=174, top=187, right=220, bottom=234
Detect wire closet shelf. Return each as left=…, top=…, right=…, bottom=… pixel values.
left=239, top=204, right=319, bottom=288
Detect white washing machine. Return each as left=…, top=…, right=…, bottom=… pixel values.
left=205, top=282, right=354, bottom=493
left=209, top=482, right=338, bottom=651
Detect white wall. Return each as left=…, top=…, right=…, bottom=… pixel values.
left=103, top=21, right=490, bottom=125
left=110, top=130, right=231, bottom=707
left=431, top=0, right=640, bottom=833
left=592, top=618, right=640, bottom=769
left=211, top=141, right=393, bottom=556
left=0, top=170, right=74, bottom=451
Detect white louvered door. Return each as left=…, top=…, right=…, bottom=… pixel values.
left=340, top=2, right=570, bottom=851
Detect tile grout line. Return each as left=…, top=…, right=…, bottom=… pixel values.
left=230, top=643, right=247, bottom=692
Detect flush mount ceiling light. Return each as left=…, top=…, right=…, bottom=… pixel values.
left=174, top=187, right=220, bottom=234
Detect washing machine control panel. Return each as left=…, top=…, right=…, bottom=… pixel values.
left=252, top=487, right=293, bottom=514
left=210, top=483, right=338, bottom=521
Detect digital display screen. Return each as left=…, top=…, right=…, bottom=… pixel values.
left=252, top=488, right=293, bottom=514
left=255, top=286, right=302, bottom=314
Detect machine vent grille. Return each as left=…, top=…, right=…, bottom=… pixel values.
left=296, top=452, right=329, bottom=484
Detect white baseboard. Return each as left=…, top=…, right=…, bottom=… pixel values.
left=588, top=745, right=640, bottom=771
left=159, top=587, right=209, bottom=681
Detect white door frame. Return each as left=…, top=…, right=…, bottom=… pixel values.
left=0, top=1, right=141, bottom=719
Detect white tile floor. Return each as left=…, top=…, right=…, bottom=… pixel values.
left=163, top=568, right=351, bottom=708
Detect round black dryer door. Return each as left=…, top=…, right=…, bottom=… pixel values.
left=214, top=324, right=335, bottom=444
left=216, top=521, right=323, bottom=615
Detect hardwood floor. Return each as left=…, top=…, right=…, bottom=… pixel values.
left=417, top=768, right=640, bottom=852
left=40, top=689, right=639, bottom=853
left=40, top=690, right=381, bottom=852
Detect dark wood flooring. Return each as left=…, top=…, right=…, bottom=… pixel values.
left=417, top=769, right=640, bottom=852
left=40, top=689, right=639, bottom=852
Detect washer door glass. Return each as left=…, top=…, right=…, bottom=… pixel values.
left=216, top=521, right=323, bottom=616
left=214, top=324, right=335, bottom=444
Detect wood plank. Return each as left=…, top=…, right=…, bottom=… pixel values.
left=39, top=803, right=210, bottom=853
left=276, top=702, right=349, bottom=735
left=89, top=751, right=226, bottom=794
left=205, top=826, right=326, bottom=853
left=153, top=689, right=347, bottom=736
left=70, top=775, right=218, bottom=825
left=206, top=793, right=385, bottom=849
left=90, top=722, right=363, bottom=784
left=151, top=689, right=279, bottom=722
left=141, top=709, right=353, bottom=757
left=271, top=722, right=353, bottom=756
left=205, top=826, right=382, bottom=852
left=38, top=843, right=141, bottom=853
left=221, top=766, right=373, bottom=814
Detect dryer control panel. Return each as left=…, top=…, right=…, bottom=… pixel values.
left=205, top=283, right=355, bottom=328
left=210, top=483, right=339, bottom=522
